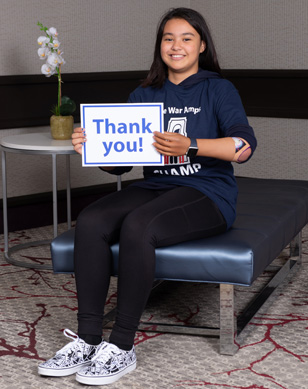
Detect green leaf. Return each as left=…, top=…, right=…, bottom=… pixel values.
left=37, top=21, right=48, bottom=33
left=59, top=96, right=76, bottom=116
left=51, top=104, right=60, bottom=116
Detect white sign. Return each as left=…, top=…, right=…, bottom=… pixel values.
left=81, top=103, right=164, bottom=166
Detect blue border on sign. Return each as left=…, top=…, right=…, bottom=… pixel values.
left=82, top=103, right=164, bottom=166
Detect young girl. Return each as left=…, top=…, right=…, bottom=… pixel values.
left=38, top=7, right=256, bottom=386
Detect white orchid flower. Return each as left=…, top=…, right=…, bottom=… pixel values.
left=41, top=63, right=56, bottom=77
left=38, top=36, right=50, bottom=47
left=37, top=36, right=48, bottom=46
left=37, top=47, right=50, bottom=59
left=46, top=52, right=61, bottom=66
left=58, top=55, right=65, bottom=65
left=48, top=39, right=61, bottom=49
left=37, top=22, right=74, bottom=117
left=47, top=27, right=58, bottom=37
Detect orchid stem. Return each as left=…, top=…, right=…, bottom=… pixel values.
left=58, top=65, right=62, bottom=115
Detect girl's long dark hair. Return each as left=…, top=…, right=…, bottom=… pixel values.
left=142, top=7, right=221, bottom=88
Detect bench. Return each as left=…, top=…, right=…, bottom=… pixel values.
left=51, top=176, right=308, bottom=355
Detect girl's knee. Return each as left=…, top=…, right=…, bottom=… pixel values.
left=120, top=211, right=156, bottom=245
left=75, top=205, right=105, bottom=236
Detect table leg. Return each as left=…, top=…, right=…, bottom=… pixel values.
left=66, top=154, right=71, bottom=229
left=1, top=151, right=8, bottom=254
left=52, top=154, right=58, bottom=238
left=117, top=175, right=122, bottom=191
left=1, top=150, right=52, bottom=270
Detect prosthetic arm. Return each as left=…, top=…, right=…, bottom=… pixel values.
left=232, top=137, right=251, bottom=163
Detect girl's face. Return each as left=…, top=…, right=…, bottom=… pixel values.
left=160, top=18, right=205, bottom=84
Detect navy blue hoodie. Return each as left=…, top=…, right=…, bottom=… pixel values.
left=110, top=70, right=257, bottom=229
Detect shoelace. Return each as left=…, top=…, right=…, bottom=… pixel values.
left=91, top=343, right=119, bottom=364
left=55, top=329, right=82, bottom=355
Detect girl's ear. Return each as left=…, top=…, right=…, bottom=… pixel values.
left=200, top=41, right=206, bottom=53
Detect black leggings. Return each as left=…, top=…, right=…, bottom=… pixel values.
left=74, top=185, right=227, bottom=349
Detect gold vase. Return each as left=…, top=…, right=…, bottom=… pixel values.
left=50, top=115, right=74, bottom=140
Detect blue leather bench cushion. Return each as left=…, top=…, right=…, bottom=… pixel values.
left=51, top=177, right=308, bottom=286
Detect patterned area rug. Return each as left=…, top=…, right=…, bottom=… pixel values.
left=1, top=224, right=308, bottom=389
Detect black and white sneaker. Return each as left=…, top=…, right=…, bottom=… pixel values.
left=76, top=342, right=137, bottom=385
left=38, top=329, right=104, bottom=377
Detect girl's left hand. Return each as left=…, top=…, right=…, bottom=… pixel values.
left=153, top=131, right=191, bottom=156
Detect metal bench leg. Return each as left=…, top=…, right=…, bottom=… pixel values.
left=103, top=231, right=303, bottom=356
left=220, top=283, right=238, bottom=355
left=220, top=231, right=303, bottom=356
left=290, top=231, right=302, bottom=263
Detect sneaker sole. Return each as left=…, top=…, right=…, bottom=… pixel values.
left=38, top=361, right=92, bottom=377
left=76, top=361, right=137, bottom=385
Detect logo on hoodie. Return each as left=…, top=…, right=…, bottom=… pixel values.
left=164, top=117, right=190, bottom=165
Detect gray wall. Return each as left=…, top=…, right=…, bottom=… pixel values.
left=1, top=0, right=307, bottom=75
left=0, top=0, right=307, bottom=199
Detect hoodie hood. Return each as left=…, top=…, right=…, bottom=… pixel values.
left=179, top=69, right=222, bottom=88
